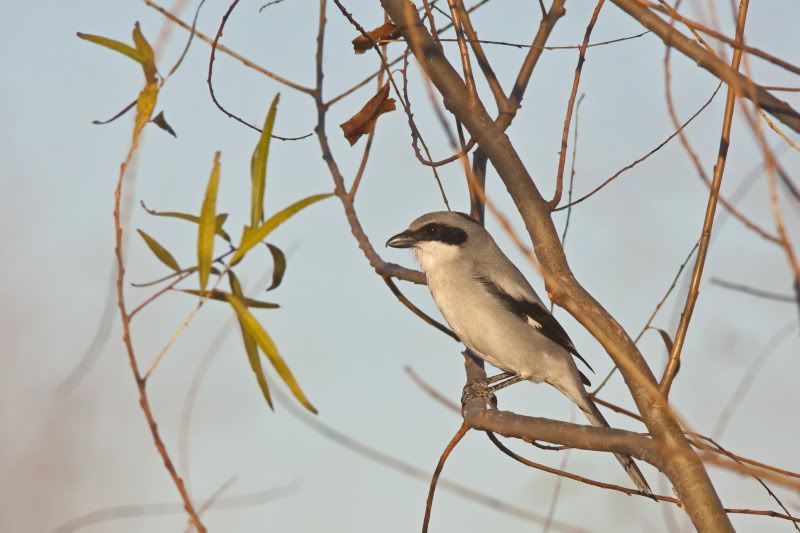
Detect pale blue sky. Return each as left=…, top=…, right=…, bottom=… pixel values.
left=2, top=1, right=799, bottom=532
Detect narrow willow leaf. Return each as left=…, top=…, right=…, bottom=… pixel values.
left=231, top=193, right=332, bottom=265
left=265, top=243, right=286, bottom=291
left=197, top=152, right=221, bottom=289
left=132, top=22, right=157, bottom=82
left=651, top=327, right=675, bottom=355
left=76, top=32, right=147, bottom=66
left=229, top=271, right=273, bottom=409
left=137, top=229, right=180, bottom=271
left=179, top=289, right=279, bottom=308
left=92, top=98, right=137, bottom=125
left=250, top=94, right=280, bottom=227
left=151, top=111, right=177, bottom=137
left=226, top=294, right=317, bottom=414
left=141, top=202, right=232, bottom=242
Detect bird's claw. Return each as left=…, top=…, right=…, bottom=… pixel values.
left=461, top=378, right=497, bottom=410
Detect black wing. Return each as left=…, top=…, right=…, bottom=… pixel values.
left=477, top=276, right=594, bottom=383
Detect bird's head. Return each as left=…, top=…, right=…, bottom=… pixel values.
left=386, top=211, right=484, bottom=270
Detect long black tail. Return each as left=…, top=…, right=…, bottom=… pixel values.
left=580, top=397, right=652, bottom=495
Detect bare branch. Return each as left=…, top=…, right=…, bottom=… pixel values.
left=661, top=0, right=750, bottom=397
left=549, top=0, right=605, bottom=209
left=610, top=0, right=800, bottom=134
left=554, top=83, right=722, bottom=212
left=711, top=278, right=797, bottom=303
left=423, top=423, right=470, bottom=533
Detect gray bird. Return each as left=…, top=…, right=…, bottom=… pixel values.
left=386, top=211, right=651, bottom=494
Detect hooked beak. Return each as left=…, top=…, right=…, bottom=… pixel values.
left=386, top=230, right=416, bottom=248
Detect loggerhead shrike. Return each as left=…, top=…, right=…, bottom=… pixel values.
left=387, top=211, right=652, bottom=494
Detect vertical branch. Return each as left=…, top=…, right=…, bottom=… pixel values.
left=445, top=0, right=478, bottom=103
left=660, top=0, right=750, bottom=396
left=549, top=0, right=605, bottom=209
left=113, top=97, right=205, bottom=531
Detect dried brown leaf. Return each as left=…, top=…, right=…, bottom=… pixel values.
left=352, top=22, right=400, bottom=54
left=339, top=83, right=396, bottom=146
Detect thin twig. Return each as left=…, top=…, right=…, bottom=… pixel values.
left=592, top=240, right=699, bottom=395
left=143, top=0, right=314, bottom=94
left=554, top=83, right=722, bottom=212
left=422, top=423, right=470, bottom=533
left=559, top=94, right=585, bottom=245
left=701, top=437, right=800, bottom=532
left=644, top=0, right=800, bottom=76
left=711, top=278, right=797, bottom=303
left=549, top=0, right=605, bottom=210
left=712, top=321, right=798, bottom=440
left=384, top=278, right=458, bottom=340
left=486, top=433, right=662, bottom=500
left=112, top=89, right=205, bottom=531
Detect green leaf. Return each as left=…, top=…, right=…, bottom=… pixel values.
left=229, top=271, right=273, bottom=409
left=76, top=32, right=147, bottom=66
left=231, top=193, right=332, bottom=265
left=250, top=94, right=280, bottom=227
left=179, top=289, right=279, bottom=308
left=226, top=293, right=317, bottom=414
left=265, top=243, right=286, bottom=291
left=141, top=202, right=232, bottom=242
left=197, top=152, right=221, bottom=289
left=132, top=22, right=157, bottom=82
left=137, top=229, right=181, bottom=271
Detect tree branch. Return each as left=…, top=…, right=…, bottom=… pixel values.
left=380, top=1, right=732, bottom=529
left=609, top=0, right=800, bottom=134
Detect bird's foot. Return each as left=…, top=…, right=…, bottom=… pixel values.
left=462, top=378, right=498, bottom=410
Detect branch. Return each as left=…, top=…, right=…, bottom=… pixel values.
left=112, top=90, right=204, bottom=531
left=711, top=278, right=797, bottom=303
left=550, top=0, right=605, bottom=209
left=609, top=0, right=800, bottom=134
left=660, top=0, right=749, bottom=396
left=380, top=1, right=731, bottom=529
left=423, top=423, right=470, bottom=533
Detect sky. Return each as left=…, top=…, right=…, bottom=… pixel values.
left=2, top=1, right=799, bottom=532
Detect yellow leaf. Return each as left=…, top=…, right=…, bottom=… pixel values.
left=135, top=82, right=158, bottom=137
left=198, top=152, right=221, bottom=289
left=229, top=271, right=273, bottom=410
left=251, top=94, right=280, bottom=227
left=226, top=293, right=317, bottom=414
left=231, top=193, right=332, bottom=265
left=77, top=32, right=147, bottom=66
left=132, top=22, right=157, bottom=82
left=137, top=229, right=180, bottom=271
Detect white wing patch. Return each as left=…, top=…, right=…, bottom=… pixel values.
left=526, top=316, right=542, bottom=329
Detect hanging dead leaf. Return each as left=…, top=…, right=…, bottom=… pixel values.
left=339, top=83, right=395, bottom=146
left=352, top=22, right=400, bottom=54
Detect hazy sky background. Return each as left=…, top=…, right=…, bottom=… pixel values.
left=2, top=1, right=799, bottom=532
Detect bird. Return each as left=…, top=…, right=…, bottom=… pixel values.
left=386, top=210, right=652, bottom=494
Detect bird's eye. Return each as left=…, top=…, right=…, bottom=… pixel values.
left=425, top=224, right=440, bottom=237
